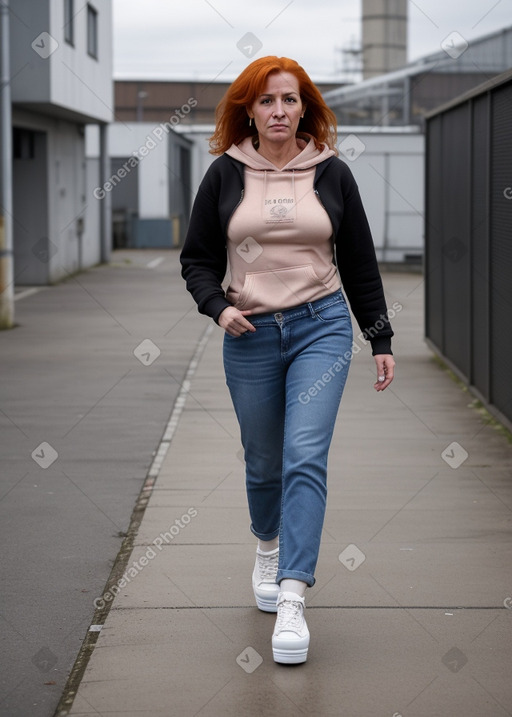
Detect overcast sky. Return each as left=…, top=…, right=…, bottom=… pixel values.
left=112, top=0, right=511, bottom=82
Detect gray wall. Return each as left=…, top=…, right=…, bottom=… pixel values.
left=12, top=130, right=49, bottom=284
left=13, top=108, right=101, bottom=284
left=425, top=71, right=512, bottom=428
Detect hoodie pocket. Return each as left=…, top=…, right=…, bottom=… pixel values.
left=235, top=264, right=332, bottom=311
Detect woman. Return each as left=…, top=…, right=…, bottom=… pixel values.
left=180, top=56, right=395, bottom=665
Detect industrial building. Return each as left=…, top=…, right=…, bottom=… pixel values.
left=324, top=23, right=512, bottom=128
left=322, top=8, right=512, bottom=263
left=4, top=0, right=112, bottom=287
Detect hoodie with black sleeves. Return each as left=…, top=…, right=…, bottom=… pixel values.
left=180, top=150, right=393, bottom=356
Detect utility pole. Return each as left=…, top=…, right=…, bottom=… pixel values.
left=0, top=0, right=14, bottom=329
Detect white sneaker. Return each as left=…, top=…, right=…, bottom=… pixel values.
left=252, top=547, right=279, bottom=612
left=272, top=591, right=310, bottom=664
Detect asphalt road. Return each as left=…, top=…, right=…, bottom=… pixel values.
left=0, top=250, right=208, bottom=717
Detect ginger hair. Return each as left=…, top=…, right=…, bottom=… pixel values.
left=209, top=56, right=338, bottom=155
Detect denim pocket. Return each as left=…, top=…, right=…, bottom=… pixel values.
left=313, top=299, right=350, bottom=322
left=223, top=330, right=252, bottom=340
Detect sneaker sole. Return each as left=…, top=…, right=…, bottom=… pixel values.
left=255, top=594, right=278, bottom=612
left=272, top=632, right=309, bottom=664
left=272, top=646, right=308, bottom=664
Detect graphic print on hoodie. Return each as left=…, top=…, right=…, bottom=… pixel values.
left=225, top=133, right=342, bottom=314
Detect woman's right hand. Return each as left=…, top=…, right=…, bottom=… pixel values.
left=218, top=307, right=256, bottom=337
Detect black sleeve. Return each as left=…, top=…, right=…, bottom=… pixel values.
left=179, top=162, right=232, bottom=322
left=334, top=162, right=394, bottom=355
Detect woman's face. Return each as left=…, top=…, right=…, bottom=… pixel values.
left=249, top=72, right=304, bottom=147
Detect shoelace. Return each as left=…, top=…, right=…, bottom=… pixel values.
left=256, top=551, right=279, bottom=581
left=275, top=599, right=304, bottom=632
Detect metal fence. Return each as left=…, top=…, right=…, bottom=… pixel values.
left=425, top=68, right=512, bottom=429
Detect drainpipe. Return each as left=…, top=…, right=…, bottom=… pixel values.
left=0, top=0, right=14, bottom=328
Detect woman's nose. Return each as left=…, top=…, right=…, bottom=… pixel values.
left=273, top=101, right=285, bottom=117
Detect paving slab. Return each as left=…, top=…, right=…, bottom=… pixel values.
left=67, top=607, right=510, bottom=717
left=64, top=271, right=512, bottom=717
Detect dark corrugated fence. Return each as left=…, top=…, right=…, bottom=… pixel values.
left=425, top=71, right=512, bottom=427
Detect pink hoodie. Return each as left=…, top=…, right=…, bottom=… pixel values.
left=224, top=134, right=341, bottom=314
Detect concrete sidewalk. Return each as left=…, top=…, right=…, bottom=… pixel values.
left=64, top=269, right=512, bottom=717
left=0, top=249, right=209, bottom=717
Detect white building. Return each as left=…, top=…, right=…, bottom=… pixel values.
left=9, top=0, right=112, bottom=284
left=86, top=121, right=192, bottom=249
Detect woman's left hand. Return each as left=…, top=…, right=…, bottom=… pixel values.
left=373, top=354, right=395, bottom=391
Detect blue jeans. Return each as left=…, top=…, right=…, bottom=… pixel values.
left=223, top=290, right=353, bottom=587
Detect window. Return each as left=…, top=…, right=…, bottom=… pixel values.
left=87, top=4, right=98, bottom=59
left=13, top=129, right=35, bottom=160
left=64, top=0, right=74, bottom=45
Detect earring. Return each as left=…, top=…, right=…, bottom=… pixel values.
left=249, top=117, right=252, bottom=127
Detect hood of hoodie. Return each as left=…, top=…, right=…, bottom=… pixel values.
left=225, top=133, right=334, bottom=171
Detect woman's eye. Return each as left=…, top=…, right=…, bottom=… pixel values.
left=259, top=97, right=298, bottom=104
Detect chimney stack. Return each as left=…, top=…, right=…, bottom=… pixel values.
left=362, top=0, right=408, bottom=79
